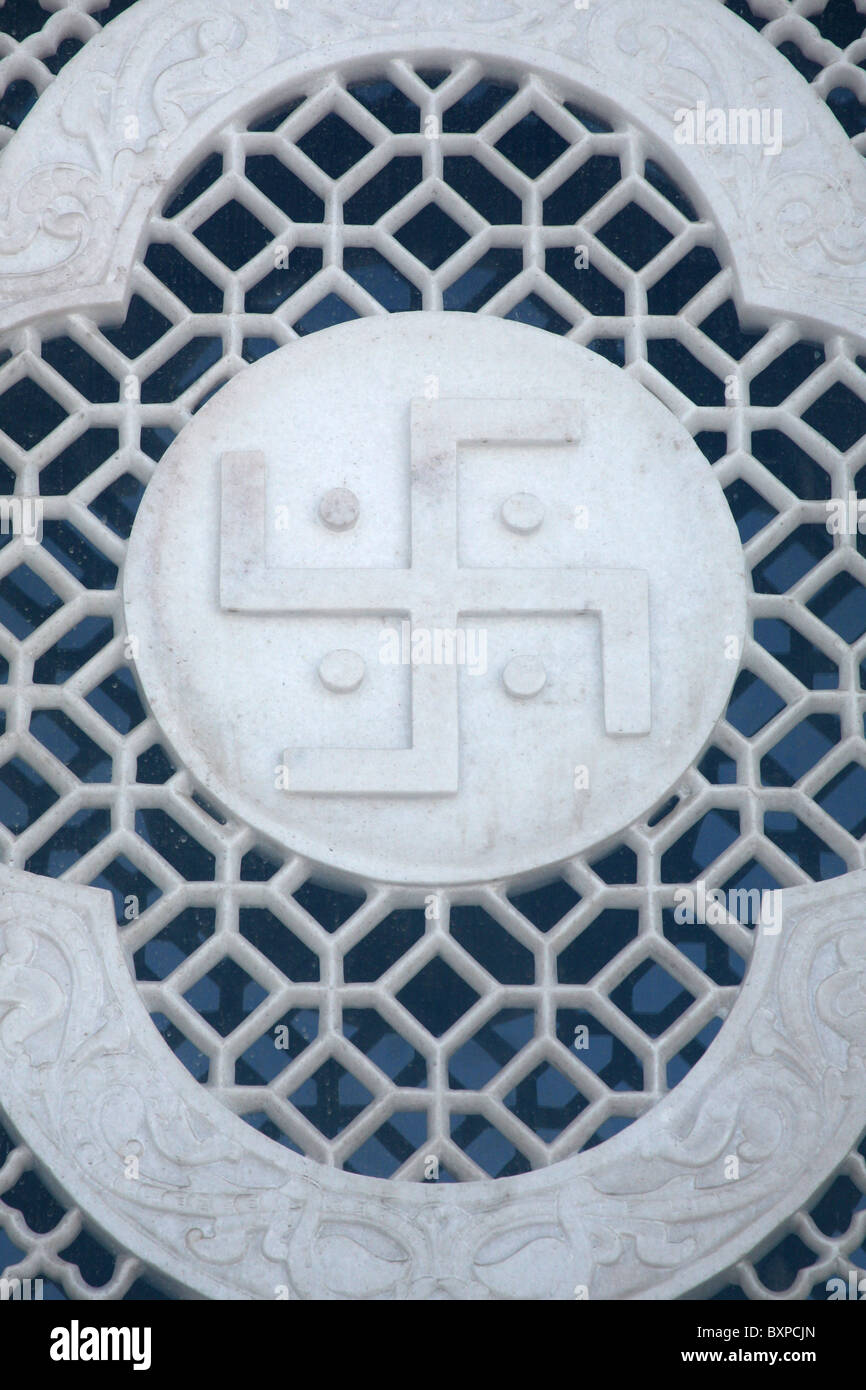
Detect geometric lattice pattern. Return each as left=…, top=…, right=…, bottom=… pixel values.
left=1, top=8, right=865, bottom=1300
left=1, top=60, right=864, bottom=1176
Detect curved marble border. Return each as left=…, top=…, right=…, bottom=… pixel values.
left=1, top=865, right=865, bottom=1299
left=0, top=0, right=863, bottom=341
left=2, top=0, right=865, bottom=1302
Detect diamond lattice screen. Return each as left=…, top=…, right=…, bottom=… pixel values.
left=0, top=1, right=864, bottom=1303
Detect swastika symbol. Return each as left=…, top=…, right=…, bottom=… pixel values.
left=220, top=399, right=651, bottom=796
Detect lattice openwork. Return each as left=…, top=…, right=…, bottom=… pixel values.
left=1, top=6, right=866, bottom=1302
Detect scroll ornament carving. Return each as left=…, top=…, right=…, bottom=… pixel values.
left=1, top=871, right=865, bottom=1298
left=0, top=0, right=864, bottom=333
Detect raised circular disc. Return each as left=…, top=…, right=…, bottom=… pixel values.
left=318, top=487, right=360, bottom=532
left=319, top=649, right=366, bottom=694
left=123, top=313, right=747, bottom=885
left=503, top=655, right=548, bottom=699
